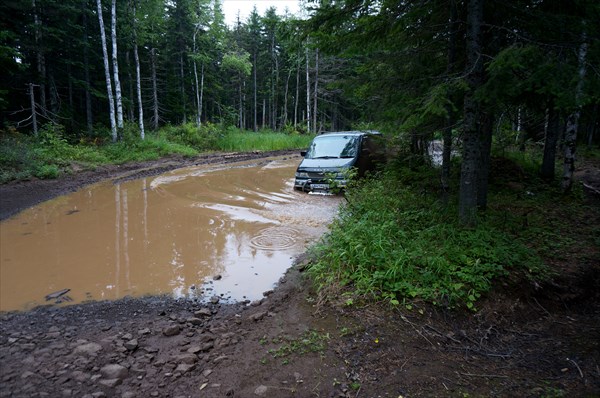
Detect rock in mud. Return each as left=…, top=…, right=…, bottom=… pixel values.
left=73, top=342, right=103, bottom=356
left=124, top=339, right=138, bottom=351
left=249, top=311, right=267, bottom=322
left=162, top=324, right=181, bottom=337
left=194, top=308, right=212, bottom=317
left=254, top=385, right=268, bottom=396
left=100, top=364, right=128, bottom=380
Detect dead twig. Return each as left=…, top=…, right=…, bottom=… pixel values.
left=400, top=315, right=436, bottom=349
left=532, top=297, right=551, bottom=317
left=567, top=358, right=584, bottom=378
left=458, top=371, right=509, bottom=379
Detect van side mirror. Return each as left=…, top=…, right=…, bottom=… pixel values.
left=300, top=151, right=307, bottom=157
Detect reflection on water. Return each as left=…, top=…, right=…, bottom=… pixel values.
left=0, top=156, right=341, bottom=311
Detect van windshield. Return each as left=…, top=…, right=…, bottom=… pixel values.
left=305, top=135, right=359, bottom=159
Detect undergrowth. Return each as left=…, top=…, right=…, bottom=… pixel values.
left=308, top=162, right=555, bottom=311
left=0, top=123, right=312, bottom=183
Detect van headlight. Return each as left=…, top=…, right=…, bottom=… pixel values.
left=295, top=172, right=309, bottom=178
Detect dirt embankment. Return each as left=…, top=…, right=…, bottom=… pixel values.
left=1, top=151, right=599, bottom=397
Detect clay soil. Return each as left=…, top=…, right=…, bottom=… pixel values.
left=1, top=151, right=599, bottom=398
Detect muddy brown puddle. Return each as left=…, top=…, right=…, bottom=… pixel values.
left=0, top=156, right=341, bottom=311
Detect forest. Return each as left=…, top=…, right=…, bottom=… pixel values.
left=1, top=0, right=599, bottom=224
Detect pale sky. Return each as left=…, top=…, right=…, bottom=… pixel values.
left=222, top=0, right=302, bottom=26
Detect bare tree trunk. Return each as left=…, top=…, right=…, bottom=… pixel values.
left=32, top=0, right=47, bottom=117
left=132, top=2, right=144, bottom=140
left=562, top=34, right=588, bottom=193
left=283, top=68, right=291, bottom=127
left=477, top=113, right=494, bottom=210
left=193, top=28, right=201, bottom=127
left=541, top=106, right=559, bottom=180
left=262, top=98, right=266, bottom=129
left=180, top=53, right=186, bottom=124
left=82, top=7, right=93, bottom=134
left=97, top=0, right=117, bottom=142
left=200, top=63, right=204, bottom=126
left=29, top=83, right=38, bottom=136
left=253, top=52, right=257, bottom=131
left=313, top=48, right=319, bottom=134
left=126, top=51, right=134, bottom=121
left=306, top=47, right=311, bottom=133
left=294, top=56, right=300, bottom=128
left=459, top=0, right=484, bottom=225
left=150, top=48, right=159, bottom=131
left=441, top=0, right=458, bottom=203
left=111, top=0, right=124, bottom=131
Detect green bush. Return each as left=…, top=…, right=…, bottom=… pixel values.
left=308, top=172, right=545, bottom=310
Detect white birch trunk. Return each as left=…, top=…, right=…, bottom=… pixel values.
left=306, top=47, right=311, bottom=134
left=97, top=0, right=117, bottom=142
left=192, top=29, right=201, bottom=127
left=313, top=48, right=319, bottom=133
left=200, top=63, right=204, bottom=127
left=133, top=37, right=146, bottom=140
left=294, top=56, right=299, bottom=127
left=111, top=0, right=123, bottom=130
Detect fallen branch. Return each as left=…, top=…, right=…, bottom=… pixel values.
left=567, top=358, right=584, bottom=378
left=583, top=183, right=600, bottom=195
left=45, top=288, right=70, bottom=301
left=458, top=371, right=508, bottom=379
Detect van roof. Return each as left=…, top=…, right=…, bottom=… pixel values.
left=315, top=130, right=380, bottom=137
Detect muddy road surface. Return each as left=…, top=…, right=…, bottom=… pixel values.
left=1, top=150, right=599, bottom=397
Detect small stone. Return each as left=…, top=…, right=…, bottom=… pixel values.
left=162, top=325, right=181, bottom=337
left=175, top=364, right=195, bottom=373
left=213, top=275, right=222, bottom=281
left=250, top=300, right=262, bottom=307
left=187, top=317, right=203, bottom=325
left=210, top=296, right=220, bottom=304
left=124, top=339, right=138, bottom=351
left=138, top=328, right=151, bottom=335
left=99, top=378, right=122, bottom=388
left=122, top=333, right=133, bottom=340
left=187, top=346, right=202, bottom=354
left=202, top=369, right=213, bottom=377
left=73, top=342, right=103, bottom=356
left=249, top=311, right=267, bottom=322
left=194, top=308, right=212, bottom=317
left=172, top=353, right=197, bottom=364
left=100, top=364, right=128, bottom=380
left=254, top=385, right=268, bottom=396
left=262, top=290, right=274, bottom=297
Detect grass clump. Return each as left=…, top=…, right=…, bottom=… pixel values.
left=308, top=168, right=547, bottom=310
left=216, top=127, right=314, bottom=152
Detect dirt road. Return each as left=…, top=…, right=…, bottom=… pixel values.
left=1, top=151, right=599, bottom=397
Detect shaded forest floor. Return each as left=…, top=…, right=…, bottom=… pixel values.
left=1, top=151, right=599, bottom=397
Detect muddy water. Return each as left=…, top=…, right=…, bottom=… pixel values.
left=0, top=156, right=341, bottom=312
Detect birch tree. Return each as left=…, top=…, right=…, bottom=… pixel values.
left=111, top=0, right=124, bottom=131
left=97, top=0, right=117, bottom=141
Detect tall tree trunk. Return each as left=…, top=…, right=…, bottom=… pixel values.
left=562, top=34, right=588, bottom=193
left=193, top=28, right=201, bottom=127
left=294, top=56, right=300, bottom=128
left=97, top=0, right=117, bottom=142
left=111, top=0, right=124, bottom=131
left=541, top=106, right=559, bottom=181
left=132, top=2, right=145, bottom=139
left=459, top=0, right=484, bottom=225
left=180, top=53, right=186, bottom=124
left=253, top=52, right=257, bottom=131
left=283, top=68, right=291, bottom=127
left=441, top=0, right=458, bottom=203
left=150, top=48, right=159, bottom=130
left=126, top=51, right=135, bottom=121
left=313, top=48, right=319, bottom=134
left=32, top=0, right=47, bottom=117
left=29, top=83, right=38, bottom=136
left=306, top=47, right=311, bottom=133
left=82, top=1, right=93, bottom=134
left=200, top=63, right=204, bottom=126
left=477, top=113, right=494, bottom=210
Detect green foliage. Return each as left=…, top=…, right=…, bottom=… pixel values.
left=216, top=129, right=314, bottom=152
left=158, top=123, right=220, bottom=150
left=308, top=170, right=546, bottom=310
